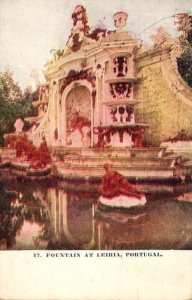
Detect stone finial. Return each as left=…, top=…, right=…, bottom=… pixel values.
left=71, top=5, right=90, bottom=35
left=64, top=5, right=91, bottom=53
left=113, top=12, right=128, bottom=30
left=151, top=27, right=174, bottom=49
left=14, top=118, right=24, bottom=133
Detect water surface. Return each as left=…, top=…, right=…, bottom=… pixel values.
left=0, top=178, right=192, bottom=250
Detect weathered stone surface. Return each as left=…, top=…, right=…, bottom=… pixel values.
left=136, top=49, right=192, bottom=146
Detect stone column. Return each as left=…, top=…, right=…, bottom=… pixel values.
left=91, top=89, right=96, bottom=146
left=55, top=86, right=62, bottom=146
left=49, top=81, right=58, bottom=146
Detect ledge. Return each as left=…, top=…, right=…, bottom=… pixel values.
left=102, top=100, right=139, bottom=106
left=105, top=77, right=137, bottom=83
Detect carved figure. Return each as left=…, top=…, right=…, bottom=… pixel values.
left=132, top=128, right=145, bottom=147
left=100, top=163, right=142, bottom=199
left=15, top=136, right=51, bottom=168
left=113, top=12, right=128, bottom=30
left=69, top=112, right=90, bottom=135
left=93, top=128, right=106, bottom=148
left=31, top=137, right=51, bottom=168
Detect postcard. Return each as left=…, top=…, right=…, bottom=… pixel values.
left=0, top=0, right=192, bottom=299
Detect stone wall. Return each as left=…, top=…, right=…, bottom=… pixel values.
left=136, top=49, right=192, bottom=146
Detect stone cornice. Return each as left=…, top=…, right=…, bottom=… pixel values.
left=136, top=46, right=170, bottom=67
left=44, top=34, right=140, bottom=78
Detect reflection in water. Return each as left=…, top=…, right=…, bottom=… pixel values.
left=0, top=182, right=51, bottom=250
left=16, top=221, right=43, bottom=249
left=47, top=189, right=97, bottom=249
left=0, top=180, right=192, bottom=250
left=96, top=200, right=192, bottom=250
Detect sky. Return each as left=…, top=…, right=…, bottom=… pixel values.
left=0, top=0, right=191, bottom=90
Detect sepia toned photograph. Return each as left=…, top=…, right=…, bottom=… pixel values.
left=0, top=0, right=192, bottom=254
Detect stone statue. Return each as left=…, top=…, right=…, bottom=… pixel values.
left=113, top=12, right=128, bottom=31
left=100, top=163, right=142, bottom=199
left=14, top=118, right=24, bottom=133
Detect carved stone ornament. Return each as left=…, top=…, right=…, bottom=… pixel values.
left=93, top=63, right=105, bottom=79
left=109, top=82, right=132, bottom=98
left=113, top=56, right=128, bottom=77
left=71, top=5, right=90, bottom=35
left=126, top=106, right=134, bottom=122
left=110, top=106, right=118, bottom=122
left=113, top=12, right=128, bottom=30
left=109, top=105, right=134, bottom=124
left=151, top=26, right=173, bottom=48
left=118, top=106, right=125, bottom=123
left=60, top=70, right=96, bottom=94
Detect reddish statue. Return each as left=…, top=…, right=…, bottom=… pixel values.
left=30, top=137, right=51, bottom=168
left=69, top=111, right=91, bottom=138
left=15, top=135, right=51, bottom=169
left=100, top=164, right=142, bottom=199
left=93, top=128, right=106, bottom=148
left=15, top=134, right=30, bottom=158
left=132, top=128, right=145, bottom=147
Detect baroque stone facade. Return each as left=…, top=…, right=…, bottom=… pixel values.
left=27, top=6, right=192, bottom=148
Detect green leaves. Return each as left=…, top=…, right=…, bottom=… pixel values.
left=177, top=47, right=192, bottom=87
left=0, top=71, right=22, bottom=102
left=0, top=72, right=36, bottom=145
left=176, top=13, right=192, bottom=87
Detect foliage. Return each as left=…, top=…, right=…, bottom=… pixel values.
left=176, top=14, right=192, bottom=87
left=0, top=71, right=22, bottom=102
left=177, top=46, right=192, bottom=87
left=0, top=72, right=37, bottom=145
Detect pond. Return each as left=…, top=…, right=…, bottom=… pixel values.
left=0, top=177, right=192, bottom=250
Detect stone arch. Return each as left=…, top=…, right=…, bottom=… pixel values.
left=61, top=80, right=93, bottom=147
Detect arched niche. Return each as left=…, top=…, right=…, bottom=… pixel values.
left=62, top=84, right=92, bottom=147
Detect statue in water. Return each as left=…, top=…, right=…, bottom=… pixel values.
left=100, top=163, right=142, bottom=199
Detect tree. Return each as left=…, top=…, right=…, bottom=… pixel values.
left=0, top=72, right=37, bottom=145
left=176, top=13, right=192, bottom=87
left=0, top=71, right=22, bottom=102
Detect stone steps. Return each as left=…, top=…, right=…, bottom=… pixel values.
left=1, top=146, right=191, bottom=182
left=0, top=148, right=17, bottom=164
left=1, top=154, right=17, bottom=160
left=52, top=146, right=192, bottom=181
left=62, top=156, right=180, bottom=167
left=52, top=147, right=166, bottom=159
left=0, top=148, right=16, bottom=154
left=54, top=161, right=177, bottom=179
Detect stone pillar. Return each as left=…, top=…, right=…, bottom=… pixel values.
left=91, top=89, right=96, bottom=146
left=48, top=81, right=58, bottom=146
left=60, top=90, right=67, bottom=147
